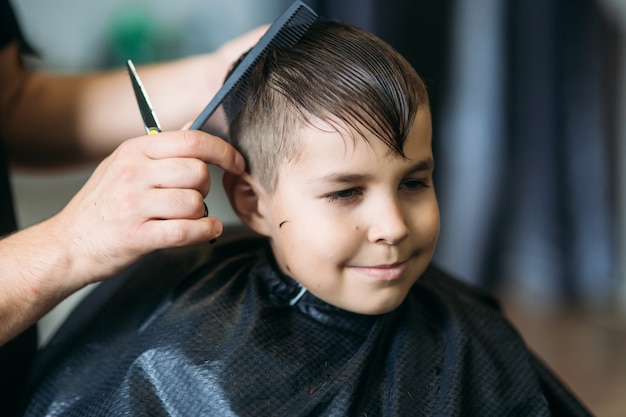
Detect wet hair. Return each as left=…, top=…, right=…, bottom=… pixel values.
left=230, top=19, right=429, bottom=192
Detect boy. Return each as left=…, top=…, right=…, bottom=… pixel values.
left=20, top=19, right=591, bottom=417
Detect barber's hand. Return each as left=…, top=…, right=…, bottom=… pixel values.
left=50, top=129, right=245, bottom=284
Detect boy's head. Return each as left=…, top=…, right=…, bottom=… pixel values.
left=224, top=20, right=439, bottom=315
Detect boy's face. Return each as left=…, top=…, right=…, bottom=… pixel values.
left=255, top=108, right=439, bottom=315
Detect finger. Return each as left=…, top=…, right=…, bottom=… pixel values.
left=146, top=158, right=211, bottom=195
left=141, top=130, right=246, bottom=174
left=139, top=217, right=224, bottom=248
left=139, top=189, right=207, bottom=220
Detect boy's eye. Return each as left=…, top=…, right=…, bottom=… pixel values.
left=325, top=188, right=361, bottom=202
left=400, top=179, right=429, bottom=190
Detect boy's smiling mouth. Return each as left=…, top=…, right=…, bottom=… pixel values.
left=347, top=259, right=411, bottom=282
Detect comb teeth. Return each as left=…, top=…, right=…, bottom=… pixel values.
left=190, top=0, right=318, bottom=141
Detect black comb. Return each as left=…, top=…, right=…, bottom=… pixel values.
left=189, top=0, right=318, bottom=141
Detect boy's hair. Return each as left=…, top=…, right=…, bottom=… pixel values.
left=230, top=19, right=429, bottom=192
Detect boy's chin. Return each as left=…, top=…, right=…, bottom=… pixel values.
left=335, top=293, right=410, bottom=316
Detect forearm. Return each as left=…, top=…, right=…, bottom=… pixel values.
left=4, top=55, right=220, bottom=166
left=0, top=218, right=85, bottom=346
left=2, top=71, right=137, bottom=166
left=4, top=52, right=236, bottom=168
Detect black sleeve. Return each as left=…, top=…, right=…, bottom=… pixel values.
left=0, top=326, right=38, bottom=417
left=0, top=4, right=38, bottom=415
left=0, top=0, right=35, bottom=53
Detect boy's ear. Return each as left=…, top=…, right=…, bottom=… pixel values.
left=223, top=172, right=271, bottom=236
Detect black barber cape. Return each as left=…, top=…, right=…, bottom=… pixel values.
left=21, top=228, right=592, bottom=416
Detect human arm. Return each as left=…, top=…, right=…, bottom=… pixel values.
left=0, top=129, right=246, bottom=346
left=0, top=25, right=266, bottom=168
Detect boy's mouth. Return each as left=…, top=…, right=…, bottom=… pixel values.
left=347, top=259, right=411, bottom=282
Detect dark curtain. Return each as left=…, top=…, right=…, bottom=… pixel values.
left=497, top=0, right=619, bottom=306
left=435, top=0, right=620, bottom=308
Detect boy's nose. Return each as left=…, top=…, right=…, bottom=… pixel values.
left=366, top=198, right=409, bottom=245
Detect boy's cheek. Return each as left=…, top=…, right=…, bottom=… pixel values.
left=412, top=198, right=440, bottom=239
left=430, top=208, right=441, bottom=242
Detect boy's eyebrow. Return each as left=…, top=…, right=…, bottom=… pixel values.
left=316, top=157, right=435, bottom=184
left=406, top=157, right=435, bottom=174
left=317, top=173, right=374, bottom=184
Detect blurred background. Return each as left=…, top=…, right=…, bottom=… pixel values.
left=9, top=0, right=626, bottom=415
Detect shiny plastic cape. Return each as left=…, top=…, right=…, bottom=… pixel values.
left=21, top=227, right=591, bottom=416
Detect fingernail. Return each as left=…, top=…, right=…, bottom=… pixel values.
left=210, top=220, right=223, bottom=245
left=235, top=153, right=246, bottom=172
left=213, top=220, right=223, bottom=235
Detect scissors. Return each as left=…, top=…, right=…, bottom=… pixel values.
left=126, top=59, right=162, bottom=135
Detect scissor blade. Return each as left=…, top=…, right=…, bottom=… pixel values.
left=126, top=59, right=161, bottom=134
